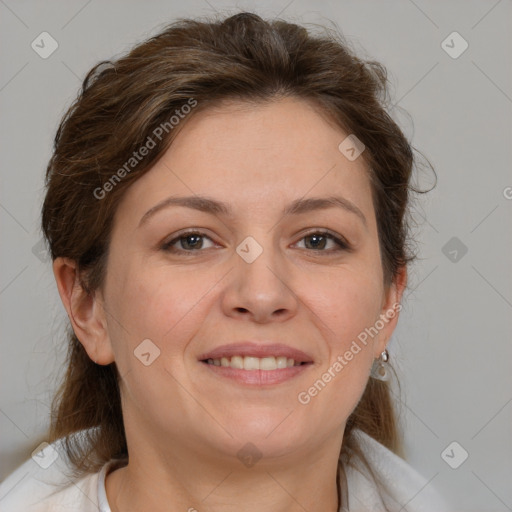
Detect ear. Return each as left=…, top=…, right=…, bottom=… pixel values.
left=52, top=257, right=115, bottom=365
left=373, top=265, right=408, bottom=358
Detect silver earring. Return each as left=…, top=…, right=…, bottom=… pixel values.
left=370, top=349, right=390, bottom=381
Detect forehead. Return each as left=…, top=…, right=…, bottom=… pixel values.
left=116, top=97, right=375, bottom=226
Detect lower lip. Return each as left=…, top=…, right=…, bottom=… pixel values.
left=200, top=361, right=312, bottom=386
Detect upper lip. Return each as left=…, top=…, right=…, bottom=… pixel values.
left=198, top=342, right=314, bottom=363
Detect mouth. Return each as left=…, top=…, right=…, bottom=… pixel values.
left=197, top=342, right=314, bottom=386
left=200, top=355, right=310, bottom=370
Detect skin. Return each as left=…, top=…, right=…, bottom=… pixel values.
left=53, top=97, right=406, bottom=512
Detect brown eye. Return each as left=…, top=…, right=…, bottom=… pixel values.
left=295, top=231, right=350, bottom=252
left=162, top=231, right=216, bottom=253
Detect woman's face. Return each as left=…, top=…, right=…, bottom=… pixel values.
left=96, top=97, right=404, bottom=463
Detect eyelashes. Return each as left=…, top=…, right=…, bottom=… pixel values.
left=293, top=230, right=350, bottom=252
left=161, top=231, right=215, bottom=252
left=161, top=229, right=351, bottom=255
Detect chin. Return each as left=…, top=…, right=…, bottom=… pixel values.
left=222, top=413, right=307, bottom=452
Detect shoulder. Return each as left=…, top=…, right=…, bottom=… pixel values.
left=0, top=437, right=108, bottom=512
left=345, top=429, right=451, bottom=512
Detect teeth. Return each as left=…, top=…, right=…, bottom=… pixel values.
left=276, top=356, right=288, bottom=369
left=206, top=355, right=304, bottom=370
left=260, top=357, right=277, bottom=370
left=244, top=356, right=260, bottom=370
left=231, top=356, right=244, bottom=369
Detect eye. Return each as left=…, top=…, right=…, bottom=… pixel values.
left=161, top=231, right=217, bottom=253
left=294, top=230, right=350, bottom=253
left=161, top=229, right=350, bottom=255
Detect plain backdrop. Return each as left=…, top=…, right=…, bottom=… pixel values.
left=1, top=1, right=511, bottom=510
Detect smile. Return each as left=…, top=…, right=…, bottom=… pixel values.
left=202, top=355, right=307, bottom=370
left=200, top=357, right=313, bottom=386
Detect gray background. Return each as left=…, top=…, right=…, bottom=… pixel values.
left=1, top=0, right=511, bottom=510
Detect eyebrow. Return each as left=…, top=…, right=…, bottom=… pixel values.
left=139, top=195, right=367, bottom=228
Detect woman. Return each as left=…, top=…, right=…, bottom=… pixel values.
left=0, top=12, right=449, bottom=512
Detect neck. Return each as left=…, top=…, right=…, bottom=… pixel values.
left=106, top=433, right=343, bottom=512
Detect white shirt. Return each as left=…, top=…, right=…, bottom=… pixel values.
left=0, top=429, right=450, bottom=511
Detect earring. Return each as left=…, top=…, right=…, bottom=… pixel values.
left=370, top=349, right=390, bottom=381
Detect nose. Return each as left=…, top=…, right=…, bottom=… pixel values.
left=220, top=239, right=299, bottom=324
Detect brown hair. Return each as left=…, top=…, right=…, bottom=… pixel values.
left=42, top=11, right=431, bottom=503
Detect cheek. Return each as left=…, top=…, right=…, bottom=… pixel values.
left=297, top=284, right=377, bottom=432
left=106, top=263, right=220, bottom=365
left=295, top=270, right=382, bottom=411
left=307, top=268, right=384, bottom=349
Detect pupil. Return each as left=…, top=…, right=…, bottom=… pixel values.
left=183, top=235, right=202, bottom=249
left=180, top=234, right=329, bottom=250
left=307, top=234, right=326, bottom=250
